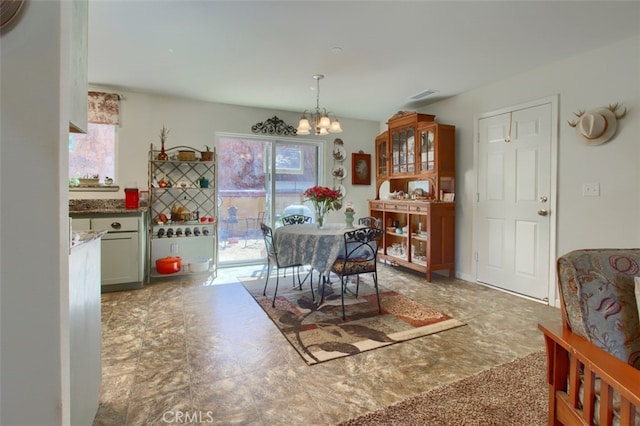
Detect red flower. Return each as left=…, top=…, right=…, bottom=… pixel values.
left=303, top=185, right=340, bottom=212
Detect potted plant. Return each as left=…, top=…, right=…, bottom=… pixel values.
left=200, top=145, right=214, bottom=161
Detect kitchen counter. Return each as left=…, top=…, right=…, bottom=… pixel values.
left=71, top=230, right=107, bottom=250
left=69, top=198, right=148, bottom=215
left=70, top=207, right=148, bottom=215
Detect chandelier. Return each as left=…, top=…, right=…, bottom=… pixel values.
left=296, top=74, right=343, bottom=136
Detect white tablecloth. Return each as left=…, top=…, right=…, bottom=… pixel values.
left=274, top=223, right=353, bottom=276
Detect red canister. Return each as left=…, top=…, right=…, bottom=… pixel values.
left=124, top=188, right=139, bottom=209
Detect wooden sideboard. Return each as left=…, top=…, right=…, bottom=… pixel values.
left=370, top=199, right=455, bottom=281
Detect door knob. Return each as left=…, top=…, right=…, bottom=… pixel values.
left=538, top=209, right=548, bottom=216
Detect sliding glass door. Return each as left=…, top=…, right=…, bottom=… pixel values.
left=216, top=134, right=322, bottom=266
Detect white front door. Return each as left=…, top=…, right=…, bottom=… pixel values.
left=476, top=101, right=553, bottom=300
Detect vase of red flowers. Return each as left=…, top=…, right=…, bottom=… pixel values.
left=303, top=185, right=340, bottom=229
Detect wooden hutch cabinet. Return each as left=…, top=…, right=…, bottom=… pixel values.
left=375, top=131, right=389, bottom=180
left=416, top=121, right=456, bottom=196
left=388, top=112, right=434, bottom=176
left=370, top=111, right=456, bottom=281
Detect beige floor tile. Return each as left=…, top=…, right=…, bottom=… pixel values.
left=95, top=263, right=561, bottom=425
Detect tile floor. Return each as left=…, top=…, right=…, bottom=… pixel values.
left=93, top=263, right=561, bottom=425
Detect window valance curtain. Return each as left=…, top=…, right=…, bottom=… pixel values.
left=88, top=91, right=120, bottom=125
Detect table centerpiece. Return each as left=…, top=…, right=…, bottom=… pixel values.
left=303, top=185, right=340, bottom=229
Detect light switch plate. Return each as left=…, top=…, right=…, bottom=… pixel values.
left=582, top=183, right=600, bottom=197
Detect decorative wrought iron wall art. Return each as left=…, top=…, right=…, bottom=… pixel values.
left=251, top=116, right=297, bottom=135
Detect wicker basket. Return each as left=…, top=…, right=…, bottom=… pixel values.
left=178, top=150, right=196, bottom=161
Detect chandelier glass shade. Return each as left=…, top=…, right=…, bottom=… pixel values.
left=297, top=74, right=343, bottom=136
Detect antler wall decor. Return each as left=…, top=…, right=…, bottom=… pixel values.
left=567, top=103, right=627, bottom=145
left=568, top=103, right=626, bottom=127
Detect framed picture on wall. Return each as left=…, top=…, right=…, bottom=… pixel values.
left=351, top=152, right=371, bottom=185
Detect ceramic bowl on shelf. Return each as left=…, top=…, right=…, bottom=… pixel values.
left=188, top=258, right=210, bottom=273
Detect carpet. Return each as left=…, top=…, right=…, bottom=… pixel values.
left=239, top=275, right=465, bottom=365
left=338, top=350, right=548, bottom=426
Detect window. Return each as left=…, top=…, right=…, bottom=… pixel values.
left=69, top=91, right=120, bottom=188
left=69, top=123, right=116, bottom=184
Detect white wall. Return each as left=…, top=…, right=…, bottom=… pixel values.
left=75, top=88, right=381, bottom=222
left=420, top=35, right=640, bottom=283
left=1, top=1, right=71, bottom=424
left=83, top=35, right=640, bottom=284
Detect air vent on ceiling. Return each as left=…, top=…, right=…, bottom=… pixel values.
left=409, top=89, right=439, bottom=100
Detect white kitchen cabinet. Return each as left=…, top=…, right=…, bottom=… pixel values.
left=71, top=214, right=145, bottom=290
left=71, top=217, right=91, bottom=231
left=92, top=217, right=141, bottom=286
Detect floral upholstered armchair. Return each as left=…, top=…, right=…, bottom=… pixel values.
left=558, top=249, right=640, bottom=367
left=538, top=249, right=640, bottom=426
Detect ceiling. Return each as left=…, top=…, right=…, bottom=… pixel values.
left=88, top=1, right=640, bottom=123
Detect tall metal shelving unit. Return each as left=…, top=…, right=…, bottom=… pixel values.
left=147, top=144, right=218, bottom=280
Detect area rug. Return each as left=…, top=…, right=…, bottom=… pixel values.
left=239, top=276, right=465, bottom=365
left=338, top=350, right=548, bottom=426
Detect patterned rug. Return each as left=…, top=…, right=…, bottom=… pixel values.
left=239, top=275, right=465, bottom=365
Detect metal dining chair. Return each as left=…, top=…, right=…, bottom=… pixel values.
left=327, top=227, right=384, bottom=319
left=260, top=223, right=314, bottom=307
left=358, top=216, right=382, bottom=229
left=280, top=214, right=313, bottom=283
left=281, top=214, right=312, bottom=225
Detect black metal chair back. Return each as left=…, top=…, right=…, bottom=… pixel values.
left=340, top=227, right=383, bottom=272
left=260, top=222, right=277, bottom=263
left=329, top=227, right=384, bottom=319
left=358, top=216, right=382, bottom=229
left=260, top=222, right=313, bottom=306
left=281, top=214, right=312, bottom=225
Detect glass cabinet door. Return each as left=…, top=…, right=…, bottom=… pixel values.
left=407, top=129, right=415, bottom=173
left=419, top=126, right=435, bottom=172
left=375, top=132, right=388, bottom=178
left=391, top=130, right=400, bottom=173
left=391, top=126, right=414, bottom=174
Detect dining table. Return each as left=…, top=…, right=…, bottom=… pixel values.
left=274, top=223, right=357, bottom=277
